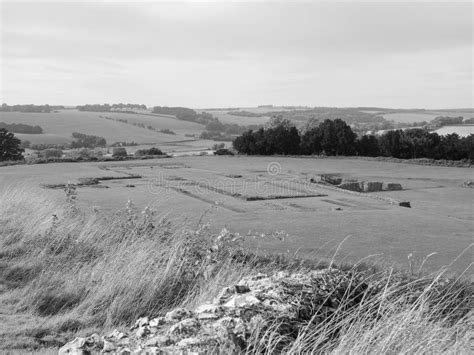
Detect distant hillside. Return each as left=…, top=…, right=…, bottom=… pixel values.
left=0, top=110, right=203, bottom=145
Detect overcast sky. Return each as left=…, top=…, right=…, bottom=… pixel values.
left=1, top=1, right=472, bottom=108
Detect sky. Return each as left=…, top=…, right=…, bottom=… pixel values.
left=0, top=0, right=472, bottom=109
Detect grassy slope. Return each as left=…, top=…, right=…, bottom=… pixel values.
left=0, top=183, right=472, bottom=353
left=0, top=110, right=204, bottom=145
left=197, top=107, right=474, bottom=126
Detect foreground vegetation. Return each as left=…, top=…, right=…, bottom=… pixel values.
left=0, top=184, right=471, bottom=352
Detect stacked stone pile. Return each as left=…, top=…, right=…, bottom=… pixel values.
left=59, top=269, right=368, bottom=354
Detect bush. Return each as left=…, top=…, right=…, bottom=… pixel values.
left=110, top=141, right=139, bottom=147
left=20, top=140, right=31, bottom=149
left=71, top=132, right=107, bottom=148
left=112, top=147, right=127, bottom=158
left=214, top=148, right=234, bottom=156
left=66, top=149, right=103, bottom=161
left=200, top=131, right=233, bottom=141
left=41, top=149, right=63, bottom=159
left=159, top=129, right=176, bottom=135
left=30, top=143, right=69, bottom=151
left=135, top=147, right=164, bottom=156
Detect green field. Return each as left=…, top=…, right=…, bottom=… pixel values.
left=201, top=107, right=474, bottom=127
left=198, top=110, right=271, bottom=125
left=196, top=107, right=310, bottom=126
left=2, top=156, right=472, bottom=273
left=382, top=112, right=439, bottom=124
left=383, top=110, right=474, bottom=124
left=0, top=110, right=205, bottom=147
left=433, top=125, right=474, bottom=137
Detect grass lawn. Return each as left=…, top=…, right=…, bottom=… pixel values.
left=1, top=156, right=472, bottom=273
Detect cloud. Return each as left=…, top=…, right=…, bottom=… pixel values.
left=1, top=1, right=472, bottom=107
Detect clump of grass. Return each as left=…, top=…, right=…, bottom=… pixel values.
left=0, top=183, right=471, bottom=352
left=0, top=185, right=258, bottom=330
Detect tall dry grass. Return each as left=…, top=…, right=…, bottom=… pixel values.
left=247, top=267, right=472, bottom=354
left=0, top=183, right=472, bottom=353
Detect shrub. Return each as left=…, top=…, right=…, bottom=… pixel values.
left=41, top=149, right=63, bottom=159
left=134, top=147, right=163, bottom=156
left=110, top=141, right=139, bottom=147
left=71, top=132, right=107, bottom=148
left=20, top=140, right=31, bottom=149
left=66, top=148, right=103, bottom=161
left=200, top=131, right=233, bottom=141
left=112, top=147, right=127, bottom=158
left=159, top=129, right=176, bottom=135
left=214, top=148, right=234, bottom=156
left=30, top=143, right=69, bottom=151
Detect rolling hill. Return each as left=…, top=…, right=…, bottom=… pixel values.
left=0, top=109, right=205, bottom=145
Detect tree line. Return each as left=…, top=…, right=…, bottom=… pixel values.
left=233, top=118, right=473, bottom=161
left=0, top=122, right=43, bottom=134
left=152, top=106, right=261, bottom=137
left=1, top=104, right=64, bottom=113
left=77, top=103, right=147, bottom=112
left=70, top=132, right=107, bottom=148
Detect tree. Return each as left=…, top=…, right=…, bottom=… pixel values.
left=333, top=119, right=357, bottom=155
left=265, top=114, right=293, bottom=130
left=378, top=130, right=403, bottom=157
left=441, top=133, right=461, bottom=160
left=301, top=116, right=320, bottom=134
left=112, top=147, right=127, bottom=158
left=300, top=127, right=322, bottom=154
left=0, top=128, right=24, bottom=161
left=233, top=130, right=258, bottom=154
left=315, top=119, right=357, bottom=155
left=264, top=125, right=301, bottom=155
left=356, top=135, right=380, bottom=157
left=457, top=134, right=474, bottom=160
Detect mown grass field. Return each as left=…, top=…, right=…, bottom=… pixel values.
left=1, top=156, right=472, bottom=274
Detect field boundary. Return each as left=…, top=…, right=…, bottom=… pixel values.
left=232, top=155, right=473, bottom=168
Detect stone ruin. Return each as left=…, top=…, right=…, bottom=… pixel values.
left=311, top=174, right=409, bottom=208
left=316, top=174, right=403, bottom=193
left=59, top=269, right=368, bottom=354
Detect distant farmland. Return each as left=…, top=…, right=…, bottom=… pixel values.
left=382, top=112, right=439, bottom=124
left=0, top=109, right=204, bottom=145
left=383, top=110, right=474, bottom=124
left=196, top=109, right=271, bottom=125
left=434, top=125, right=474, bottom=137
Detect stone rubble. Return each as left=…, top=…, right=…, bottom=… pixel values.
left=59, top=268, right=367, bottom=354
